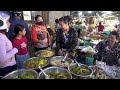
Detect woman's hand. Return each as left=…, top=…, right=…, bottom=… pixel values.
left=58, top=49, right=63, bottom=56
left=15, top=46, right=20, bottom=51
left=47, top=47, right=51, bottom=50
left=63, top=51, right=69, bottom=57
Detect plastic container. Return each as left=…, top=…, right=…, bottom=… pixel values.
left=84, top=41, right=91, bottom=46
left=86, top=56, right=94, bottom=66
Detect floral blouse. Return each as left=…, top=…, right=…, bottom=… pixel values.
left=95, top=41, right=120, bottom=66
left=56, top=27, right=78, bottom=53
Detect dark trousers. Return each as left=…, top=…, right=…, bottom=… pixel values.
left=34, top=47, right=48, bottom=52
left=0, top=65, right=17, bottom=78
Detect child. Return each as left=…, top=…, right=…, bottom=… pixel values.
left=12, top=24, right=30, bottom=69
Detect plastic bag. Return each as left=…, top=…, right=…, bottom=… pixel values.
left=81, top=46, right=97, bottom=55
left=96, top=61, right=120, bottom=79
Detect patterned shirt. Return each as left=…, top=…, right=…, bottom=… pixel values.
left=95, top=41, right=120, bottom=66
left=56, top=27, right=78, bottom=53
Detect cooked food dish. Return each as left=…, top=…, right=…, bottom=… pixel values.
left=69, top=65, right=91, bottom=76
left=50, top=58, right=71, bottom=67
left=24, top=58, right=48, bottom=69
left=13, top=74, right=36, bottom=79
left=46, top=73, right=68, bottom=79
left=36, top=50, right=54, bottom=57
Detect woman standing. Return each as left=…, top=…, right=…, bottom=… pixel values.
left=56, top=16, right=78, bottom=58
left=0, top=11, right=18, bottom=76
left=97, top=22, right=104, bottom=33
left=31, top=15, right=51, bottom=52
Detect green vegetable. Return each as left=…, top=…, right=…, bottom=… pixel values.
left=24, top=58, right=48, bottom=69
left=46, top=73, right=68, bottom=79
left=70, top=65, right=90, bottom=76
left=36, top=50, right=54, bottom=57
left=13, top=74, right=36, bottom=79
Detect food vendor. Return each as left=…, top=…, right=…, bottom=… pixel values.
left=94, top=31, right=120, bottom=66
left=56, top=16, right=78, bottom=58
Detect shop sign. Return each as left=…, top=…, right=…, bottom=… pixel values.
left=23, top=11, right=31, bottom=20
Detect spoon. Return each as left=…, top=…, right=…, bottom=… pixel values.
left=61, top=53, right=68, bottom=63
left=74, top=59, right=83, bottom=66
left=39, top=66, right=50, bottom=79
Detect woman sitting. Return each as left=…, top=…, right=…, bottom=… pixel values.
left=94, top=31, right=120, bottom=66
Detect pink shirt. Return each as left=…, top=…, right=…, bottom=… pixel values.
left=12, top=36, right=28, bottom=55
left=0, top=33, right=18, bottom=68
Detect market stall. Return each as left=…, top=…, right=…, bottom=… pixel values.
left=1, top=11, right=120, bottom=79
left=2, top=44, right=118, bottom=79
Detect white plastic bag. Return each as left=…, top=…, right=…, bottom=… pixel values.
left=96, top=61, right=120, bottom=79
left=81, top=46, right=97, bottom=55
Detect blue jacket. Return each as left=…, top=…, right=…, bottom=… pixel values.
left=8, top=18, right=30, bottom=41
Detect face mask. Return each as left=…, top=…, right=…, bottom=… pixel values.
left=36, top=22, right=43, bottom=25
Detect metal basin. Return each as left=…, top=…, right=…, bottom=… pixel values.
left=35, top=50, right=55, bottom=58
left=68, top=63, right=93, bottom=78
left=24, top=57, right=49, bottom=69
left=39, top=66, right=72, bottom=79
left=2, top=69, right=39, bottom=79
left=50, top=56, right=73, bottom=67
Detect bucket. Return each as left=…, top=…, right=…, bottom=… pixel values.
left=86, top=56, right=94, bottom=66
left=104, top=31, right=110, bottom=35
